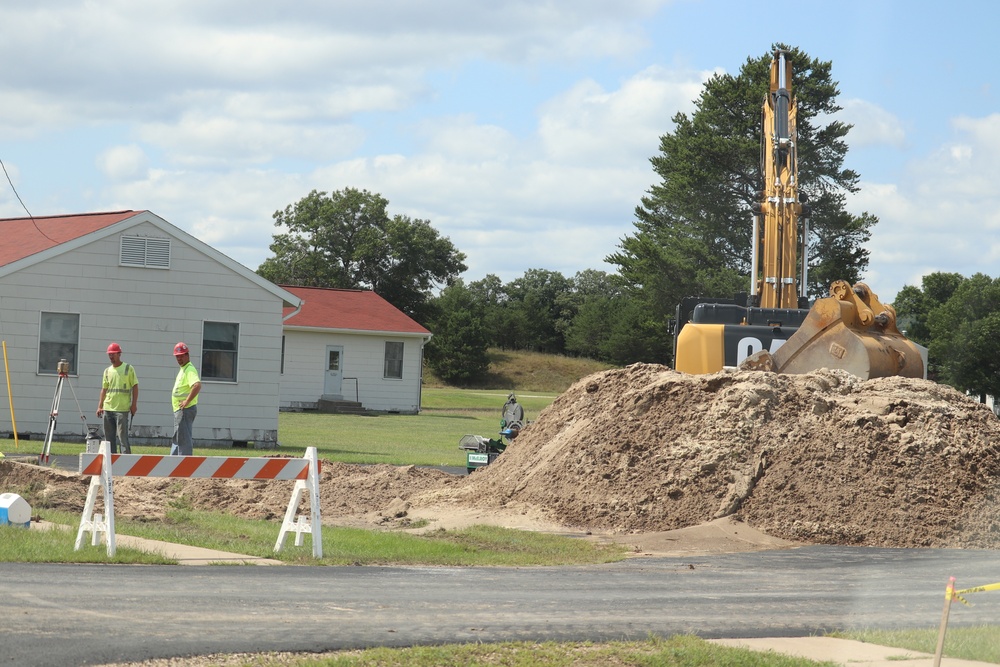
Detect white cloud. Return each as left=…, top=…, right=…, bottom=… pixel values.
left=96, top=145, right=149, bottom=182
left=857, top=113, right=1000, bottom=300
left=0, top=93, right=62, bottom=138
left=216, top=87, right=418, bottom=123
left=414, top=116, right=520, bottom=161
left=834, top=99, right=906, bottom=148
left=538, top=66, right=708, bottom=165
left=0, top=1, right=669, bottom=133
left=137, top=113, right=366, bottom=167
left=64, top=4, right=710, bottom=283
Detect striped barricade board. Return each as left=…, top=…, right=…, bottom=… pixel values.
left=78, top=453, right=313, bottom=480
left=74, top=443, right=322, bottom=559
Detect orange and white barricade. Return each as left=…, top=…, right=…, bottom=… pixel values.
left=76, top=442, right=322, bottom=558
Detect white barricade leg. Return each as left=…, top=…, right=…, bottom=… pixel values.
left=101, top=441, right=116, bottom=557
left=74, top=441, right=117, bottom=556
left=75, top=476, right=103, bottom=550
left=307, top=447, right=322, bottom=558
left=275, top=481, right=306, bottom=553
left=294, top=516, right=307, bottom=547
left=274, top=447, right=322, bottom=558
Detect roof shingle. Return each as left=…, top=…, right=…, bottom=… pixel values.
left=281, top=285, right=430, bottom=335
left=0, top=210, right=140, bottom=266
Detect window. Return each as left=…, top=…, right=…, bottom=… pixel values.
left=120, top=236, right=170, bottom=268
left=39, top=312, right=79, bottom=374
left=202, top=322, right=239, bottom=381
left=384, top=341, right=403, bottom=379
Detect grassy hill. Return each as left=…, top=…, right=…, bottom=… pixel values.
left=423, top=349, right=616, bottom=393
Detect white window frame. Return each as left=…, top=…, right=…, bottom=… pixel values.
left=38, top=312, right=80, bottom=375
left=384, top=341, right=404, bottom=379
left=202, top=321, right=240, bottom=382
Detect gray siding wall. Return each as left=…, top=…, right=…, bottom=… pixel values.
left=0, top=220, right=285, bottom=446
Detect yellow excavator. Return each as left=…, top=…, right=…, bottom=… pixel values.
left=673, top=50, right=926, bottom=380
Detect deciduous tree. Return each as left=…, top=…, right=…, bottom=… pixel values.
left=925, top=273, right=1000, bottom=396
left=258, top=188, right=466, bottom=322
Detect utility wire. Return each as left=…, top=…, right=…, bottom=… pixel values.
left=0, top=156, right=57, bottom=243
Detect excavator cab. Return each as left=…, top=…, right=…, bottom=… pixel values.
left=673, top=297, right=810, bottom=374
left=672, top=50, right=926, bottom=381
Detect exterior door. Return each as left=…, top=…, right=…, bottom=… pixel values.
left=324, top=345, right=343, bottom=397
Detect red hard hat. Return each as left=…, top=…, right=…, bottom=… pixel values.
left=173, top=342, right=189, bottom=356
left=107, top=342, right=122, bottom=354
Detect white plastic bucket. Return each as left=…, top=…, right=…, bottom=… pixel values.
left=0, top=492, right=31, bottom=528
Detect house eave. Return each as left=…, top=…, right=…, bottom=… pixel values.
left=283, top=325, right=432, bottom=340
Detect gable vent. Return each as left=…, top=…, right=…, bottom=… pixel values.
left=120, top=236, right=170, bottom=269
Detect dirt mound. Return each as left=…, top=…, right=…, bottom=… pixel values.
left=3, top=364, right=999, bottom=551
left=437, top=365, right=1000, bottom=548
left=135, top=461, right=463, bottom=525
left=0, top=459, right=458, bottom=527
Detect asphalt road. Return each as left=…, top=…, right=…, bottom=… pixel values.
left=2, top=546, right=998, bottom=666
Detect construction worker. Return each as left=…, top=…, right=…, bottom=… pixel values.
left=170, top=342, right=201, bottom=455
left=96, top=342, right=139, bottom=454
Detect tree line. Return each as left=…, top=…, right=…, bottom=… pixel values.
left=425, top=268, right=670, bottom=383
left=255, top=45, right=997, bottom=401
left=894, top=273, right=1000, bottom=401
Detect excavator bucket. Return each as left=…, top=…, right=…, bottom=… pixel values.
left=741, top=280, right=927, bottom=379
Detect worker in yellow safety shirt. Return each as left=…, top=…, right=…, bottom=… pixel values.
left=97, top=342, right=139, bottom=454
left=170, top=342, right=201, bottom=455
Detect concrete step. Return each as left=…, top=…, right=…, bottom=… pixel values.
left=316, top=398, right=377, bottom=416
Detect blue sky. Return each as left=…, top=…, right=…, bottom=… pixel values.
left=1, top=0, right=997, bottom=303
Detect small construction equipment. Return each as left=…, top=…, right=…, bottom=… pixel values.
left=459, top=393, right=525, bottom=474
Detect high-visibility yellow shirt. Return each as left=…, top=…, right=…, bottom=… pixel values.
left=101, top=363, right=138, bottom=412
left=172, top=362, right=201, bottom=411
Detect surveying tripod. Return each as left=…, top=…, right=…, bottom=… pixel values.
left=40, top=359, right=88, bottom=464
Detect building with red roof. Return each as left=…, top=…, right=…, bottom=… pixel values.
left=0, top=210, right=299, bottom=447
left=279, top=286, right=432, bottom=414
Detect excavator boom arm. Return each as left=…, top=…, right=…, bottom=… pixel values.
left=754, top=50, right=808, bottom=311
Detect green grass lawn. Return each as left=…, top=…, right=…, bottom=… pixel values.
left=420, top=387, right=558, bottom=413
left=1, top=509, right=626, bottom=567
left=15, top=386, right=559, bottom=467
left=228, top=636, right=841, bottom=666
left=836, top=626, right=1000, bottom=664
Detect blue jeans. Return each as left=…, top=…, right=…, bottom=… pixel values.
left=171, top=405, right=197, bottom=456
left=103, top=411, right=130, bottom=454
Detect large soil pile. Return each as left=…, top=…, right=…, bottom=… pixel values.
left=431, top=365, right=1000, bottom=548
left=3, top=365, right=999, bottom=550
